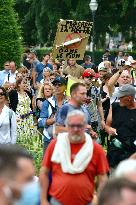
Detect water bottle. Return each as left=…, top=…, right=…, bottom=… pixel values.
left=112, top=138, right=122, bottom=148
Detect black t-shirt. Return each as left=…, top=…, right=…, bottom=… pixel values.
left=100, top=86, right=110, bottom=120
left=112, top=102, right=136, bottom=151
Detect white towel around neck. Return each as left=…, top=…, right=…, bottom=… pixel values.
left=51, top=132, right=94, bottom=174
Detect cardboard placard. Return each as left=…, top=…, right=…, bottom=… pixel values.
left=52, top=19, right=93, bottom=60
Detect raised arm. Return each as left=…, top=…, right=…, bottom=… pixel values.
left=108, top=70, right=121, bottom=96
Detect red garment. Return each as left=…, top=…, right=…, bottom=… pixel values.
left=42, top=138, right=109, bottom=205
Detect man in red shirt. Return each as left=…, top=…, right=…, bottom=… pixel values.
left=40, top=110, right=109, bottom=205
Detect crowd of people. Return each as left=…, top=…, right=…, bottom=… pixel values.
left=0, top=49, right=136, bottom=205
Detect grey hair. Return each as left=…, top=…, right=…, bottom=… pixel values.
left=65, top=110, right=87, bottom=126
left=43, top=67, right=51, bottom=72
left=114, top=159, right=136, bottom=177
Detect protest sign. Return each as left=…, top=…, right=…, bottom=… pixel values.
left=52, top=19, right=93, bottom=60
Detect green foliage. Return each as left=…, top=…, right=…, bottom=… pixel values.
left=15, top=0, right=36, bottom=45
left=14, top=0, right=136, bottom=48
left=17, top=134, right=43, bottom=175
left=36, top=47, right=52, bottom=61
left=0, top=0, right=23, bottom=69
left=35, top=48, right=103, bottom=65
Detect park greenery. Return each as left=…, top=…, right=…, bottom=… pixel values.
left=15, top=0, right=136, bottom=48
left=17, top=133, right=43, bottom=175
left=1, top=0, right=136, bottom=173
left=1, top=0, right=136, bottom=67
left=0, top=0, right=23, bottom=68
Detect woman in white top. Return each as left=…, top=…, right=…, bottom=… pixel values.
left=0, top=87, right=16, bottom=144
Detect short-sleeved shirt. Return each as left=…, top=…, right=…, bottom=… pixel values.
left=42, top=138, right=109, bottom=205
left=63, top=64, right=84, bottom=78
left=56, top=103, right=91, bottom=126
left=4, top=70, right=18, bottom=84
left=35, top=62, right=52, bottom=82
left=0, top=70, right=9, bottom=86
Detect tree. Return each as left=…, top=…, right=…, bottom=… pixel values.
left=15, top=0, right=136, bottom=49
left=0, top=0, right=23, bottom=69
left=15, top=0, right=38, bottom=45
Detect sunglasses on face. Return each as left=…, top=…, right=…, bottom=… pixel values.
left=0, top=92, right=5, bottom=96
left=5, top=65, right=10, bottom=66
left=54, top=82, right=63, bottom=86
left=68, top=124, right=85, bottom=129
left=85, top=76, right=93, bottom=80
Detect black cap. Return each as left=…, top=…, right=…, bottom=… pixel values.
left=52, top=76, right=66, bottom=85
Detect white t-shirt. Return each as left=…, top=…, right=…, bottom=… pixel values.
left=0, top=105, right=17, bottom=144
left=4, top=70, right=18, bottom=84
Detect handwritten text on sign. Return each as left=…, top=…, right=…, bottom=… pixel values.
left=52, top=20, right=93, bottom=60
left=59, top=20, right=92, bottom=34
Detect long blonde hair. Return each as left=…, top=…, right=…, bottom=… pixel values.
left=37, top=82, right=53, bottom=99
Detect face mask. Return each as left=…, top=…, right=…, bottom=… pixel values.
left=14, top=181, right=40, bottom=205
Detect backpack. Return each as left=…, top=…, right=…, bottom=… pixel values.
left=47, top=100, right=57, bottom=117
left=37, top=99, right=57, bottom=137
left=36, top=98, right=57, bottom=120
left=35, top=98, right=45, bottom=120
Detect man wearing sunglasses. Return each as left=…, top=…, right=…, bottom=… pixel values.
left=40, top=110, right=109, bottom=205
left=82, top=69, right=105, bottom=135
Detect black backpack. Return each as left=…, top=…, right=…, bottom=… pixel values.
left=35, top=98, right=57, bottom=120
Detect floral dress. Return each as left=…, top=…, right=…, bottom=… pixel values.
left=16, top=93, right=37, bottom=137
